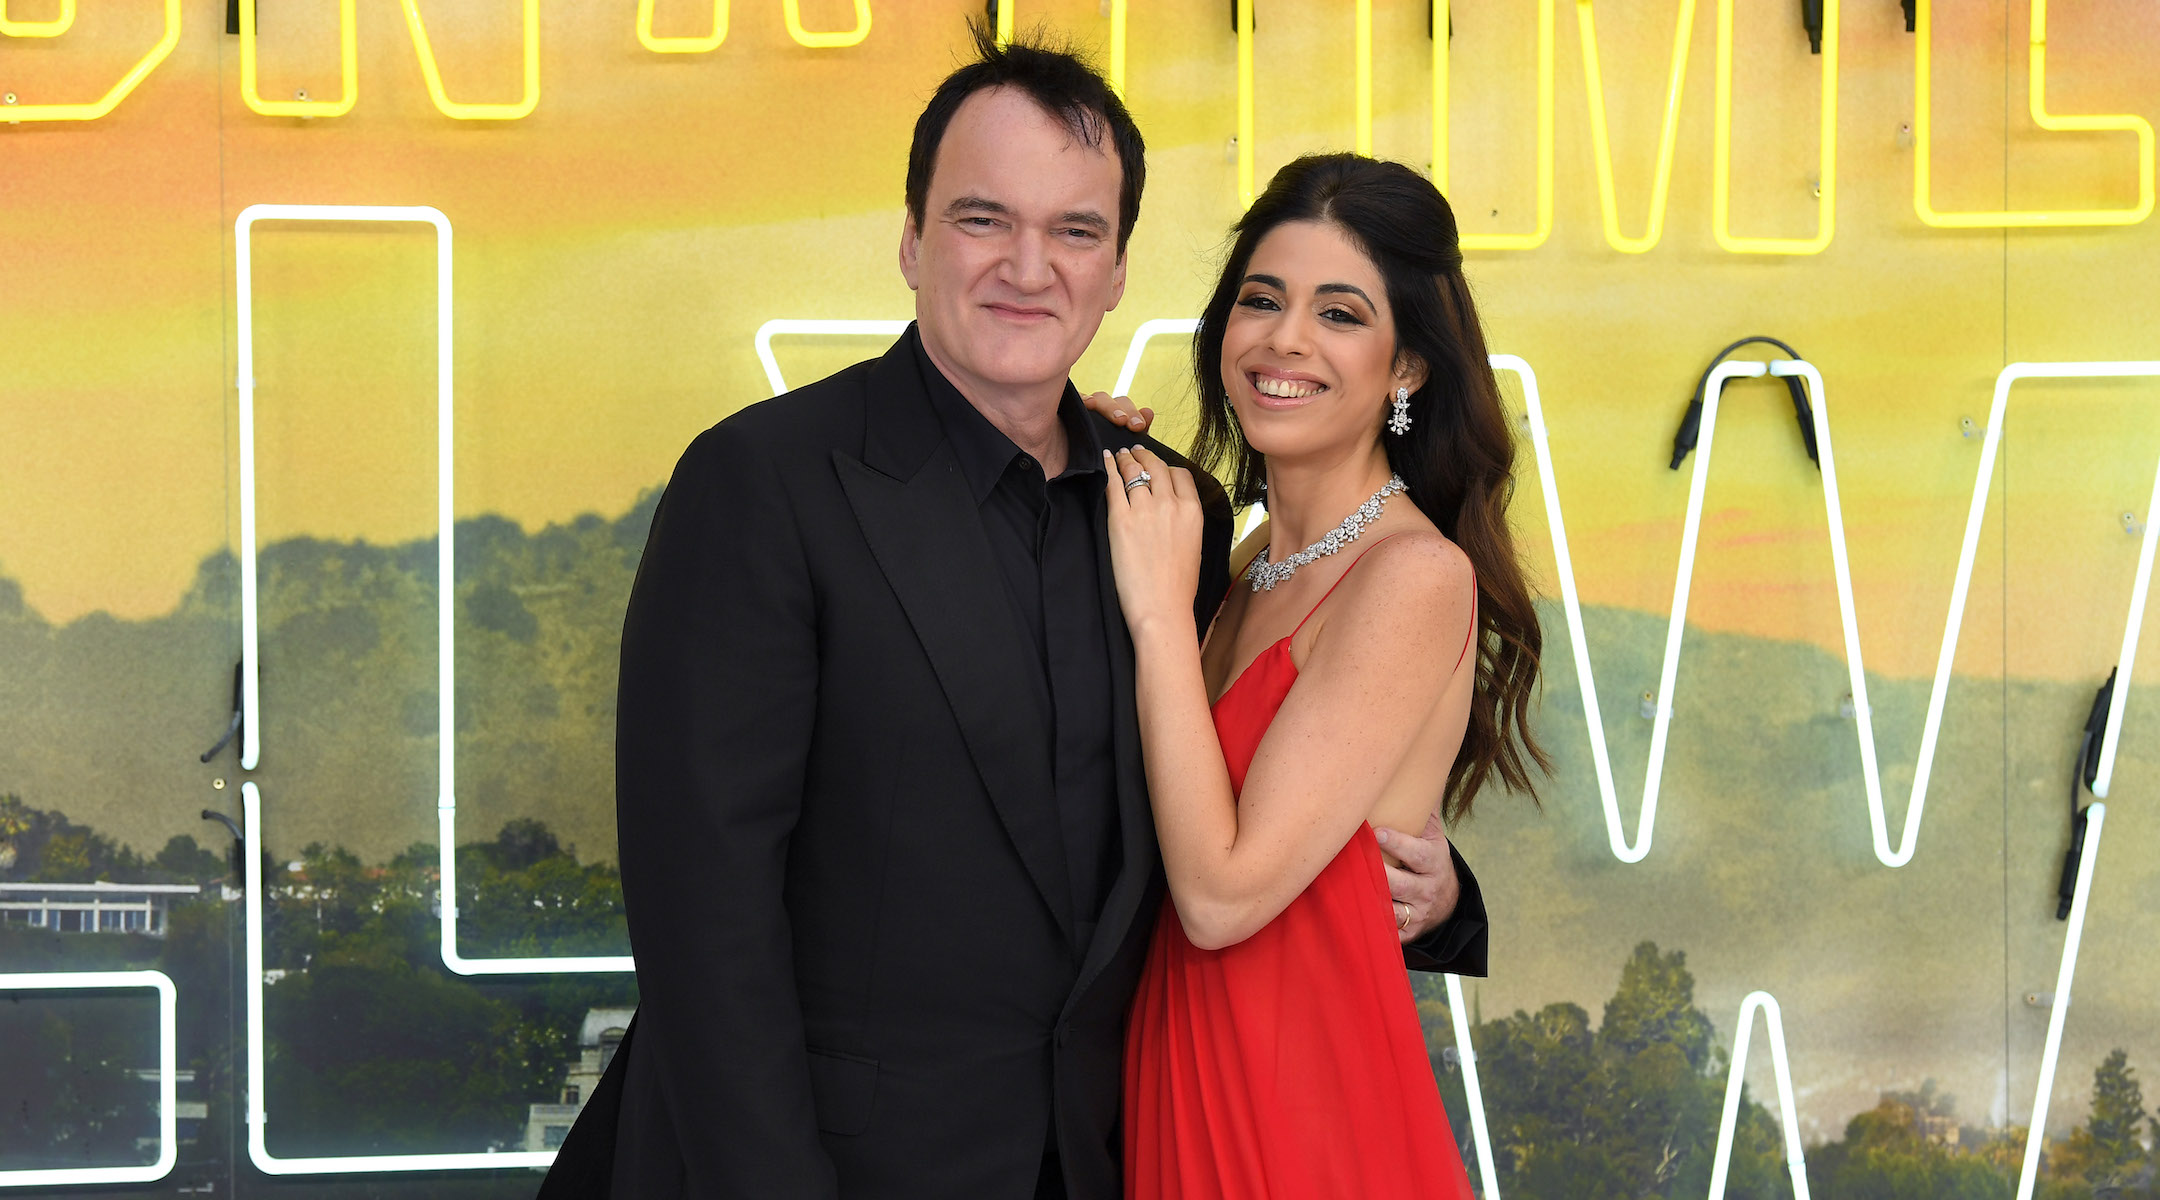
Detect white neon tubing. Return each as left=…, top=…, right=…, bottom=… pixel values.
left=1506, top=356, right=2160, bottom=865
left=1685, top=805, right=2108, bottom=1200
left=0, top=972, right=177, bottom=1189
left=238, top=206, right=632, bottom=987
left=754, top=319, right=910, bottom=396
left=1707, top=991, right=1810, bottom=1200
left=1111, top=318, right=1201, bottom=400
left=2016, top=801, right=2106, bottom=1200
left=1444, top=974, right=1502, bottom=1200
left=241, top=786, right=561, bottom=1173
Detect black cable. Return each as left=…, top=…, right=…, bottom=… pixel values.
left=2057, top=668, right=2115, bottom=919
left=1669, top=336, right=1819, bottom=471
left=199, top=662, right=244, bottom=763
left=1802, top=0, right=1824, bottom=52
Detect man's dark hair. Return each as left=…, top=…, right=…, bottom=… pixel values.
left=905, top=23, right=1145, bottom=255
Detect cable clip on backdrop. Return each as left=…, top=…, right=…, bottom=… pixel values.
left=1669, top=337, right=1819, bottom=471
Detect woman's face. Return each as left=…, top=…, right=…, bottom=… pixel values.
left=1218, top=219, right=1422, bottom=465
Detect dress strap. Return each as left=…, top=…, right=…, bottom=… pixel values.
left=1454, top=572, right=1479, bottom=672
left=1290, top=534, right=1403, bottom=640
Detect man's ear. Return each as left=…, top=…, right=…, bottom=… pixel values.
left=898, top=213, right=923, bottom=291
left=1106, top=250, right=1128, bottom=311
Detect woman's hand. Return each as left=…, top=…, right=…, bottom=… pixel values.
left=1082, top=391, right=1154, bottom=432
left=1103, top=446, right=1204, bottom=638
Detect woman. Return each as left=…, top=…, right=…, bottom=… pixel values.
left=1101, top=154, right=1547, bottom=1197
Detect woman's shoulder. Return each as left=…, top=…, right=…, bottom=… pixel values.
left=1325, top=527, right=1474, bottom=632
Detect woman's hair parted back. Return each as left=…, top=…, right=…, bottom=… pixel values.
left=1191, top=152, right=1550, bottom=822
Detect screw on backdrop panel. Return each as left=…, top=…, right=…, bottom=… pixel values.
left=0, top=0, right=180, bottom=121
left=238, top=0, right=357, bottom=116
left=1712, top=0, right=1837, bottom=253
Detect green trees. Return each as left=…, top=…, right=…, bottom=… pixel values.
left=1425, top=942, right=1790, bottom=1200
left=253, top=821, right=635, bottom=1156
left=2040, top=1049, right=2159, bottom=1199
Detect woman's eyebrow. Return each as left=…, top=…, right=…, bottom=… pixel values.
left=1240, top=273, right=1286, bottom=289
left=1315, top=282, right=1375, bottom=307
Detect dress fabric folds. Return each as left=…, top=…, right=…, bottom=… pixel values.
left=1122, top=560, right=1477, bottom=1200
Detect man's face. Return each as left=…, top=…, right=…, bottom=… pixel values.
left=900, top=86, right=1128, bottom=403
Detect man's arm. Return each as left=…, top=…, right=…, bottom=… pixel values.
left=615, top=422, right=836, bottom=1196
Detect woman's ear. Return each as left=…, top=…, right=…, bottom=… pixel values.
left=1394, top=353, right=1431, bottom=395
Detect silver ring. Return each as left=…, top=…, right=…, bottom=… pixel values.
left=1123, top=471, right=1154, bottom=492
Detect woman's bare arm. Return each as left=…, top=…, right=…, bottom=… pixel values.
left=1107, top=448, right=1474, bottom=950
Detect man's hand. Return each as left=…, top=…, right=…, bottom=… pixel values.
left=1375, top=813, right=1460, bottom=944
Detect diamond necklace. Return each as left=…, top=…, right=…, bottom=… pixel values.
left=1245, top=473, right=1408, bottom=592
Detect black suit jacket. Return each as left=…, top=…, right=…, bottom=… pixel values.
left=540, top=330, right=1488, bottom=1200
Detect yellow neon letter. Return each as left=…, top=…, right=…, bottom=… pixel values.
left=1, top=0, right=179, bottom=121
left=0, top=0, right=75, bottom=37
left=239, top=0, right=357, bottom=117
left=396, top=0, right=538, bottom=119
left=782, top=0, right=869, bottom=49
left=1914, top=0, right=2153, bottom=227
left=995, top=1, right=1126, bottom=98
left=1433, top=0, right=1555, bottom=251
left=637, top=0, right=725, bottom=53
left=1238, top=0, right=1369, bottom=209
left=1575, top=0, right=1697, bottom=253
left=1354, top=0, right=1372, bottom=156
left=1712, top=0, right=1836, bottom=253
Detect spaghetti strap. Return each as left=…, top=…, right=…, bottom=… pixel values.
left=1454, top=572, right=1479, bottom=672
left=1289, top=534, right=1403, bottom=640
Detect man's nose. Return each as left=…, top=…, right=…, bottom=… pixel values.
left=1002, top=230, right=1055, bottom=293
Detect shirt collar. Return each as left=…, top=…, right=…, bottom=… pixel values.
left=910, top=325, right=1107, bottom=504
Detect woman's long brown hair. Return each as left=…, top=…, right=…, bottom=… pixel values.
left=1190, top=153, right=1551, bottom=822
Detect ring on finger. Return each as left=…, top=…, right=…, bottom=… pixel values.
left=1395, top=900, right=1410, bottom=930
left=1123, top=470, right=1154, bottom=493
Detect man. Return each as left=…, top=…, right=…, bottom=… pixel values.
left=542, top=28, right=1486, bottom=1200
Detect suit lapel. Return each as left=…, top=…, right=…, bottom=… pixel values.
left=836, top=335, right=1077, bottom=945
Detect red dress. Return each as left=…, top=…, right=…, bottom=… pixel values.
left=1123, top=548, right=1477, bottom=1200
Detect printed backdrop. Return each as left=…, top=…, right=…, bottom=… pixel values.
left=3, top=0, right=2158, bottom=1195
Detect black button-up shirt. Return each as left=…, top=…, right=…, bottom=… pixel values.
left=915, top=340, right=1121, bottom=934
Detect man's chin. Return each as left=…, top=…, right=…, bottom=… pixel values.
left=971, top=348, right=1088, bottom=393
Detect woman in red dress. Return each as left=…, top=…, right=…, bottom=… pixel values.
left=1102, top=154, right=1549, bottom=1199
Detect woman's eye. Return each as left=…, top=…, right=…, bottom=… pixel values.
left=1236, top=294, right=1280, bottom=311
left=1322, top=308, right=1364, bottom=325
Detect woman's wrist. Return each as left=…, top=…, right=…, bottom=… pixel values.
left=1127, top=611, right=1199, bottom=658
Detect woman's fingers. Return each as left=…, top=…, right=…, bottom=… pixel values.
left=1128, top=447, right=1182, bottom=500
left=1082, top=391, right=1150, bottom=430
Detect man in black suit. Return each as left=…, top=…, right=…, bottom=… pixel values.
left=541, top=29, right=1487, bottom=1200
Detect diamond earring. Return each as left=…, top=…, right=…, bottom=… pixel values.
left=1387, top=386, right=1412, bottom=435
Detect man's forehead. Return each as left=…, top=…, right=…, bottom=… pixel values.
left=935, top=88, right=1121, bottom=183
